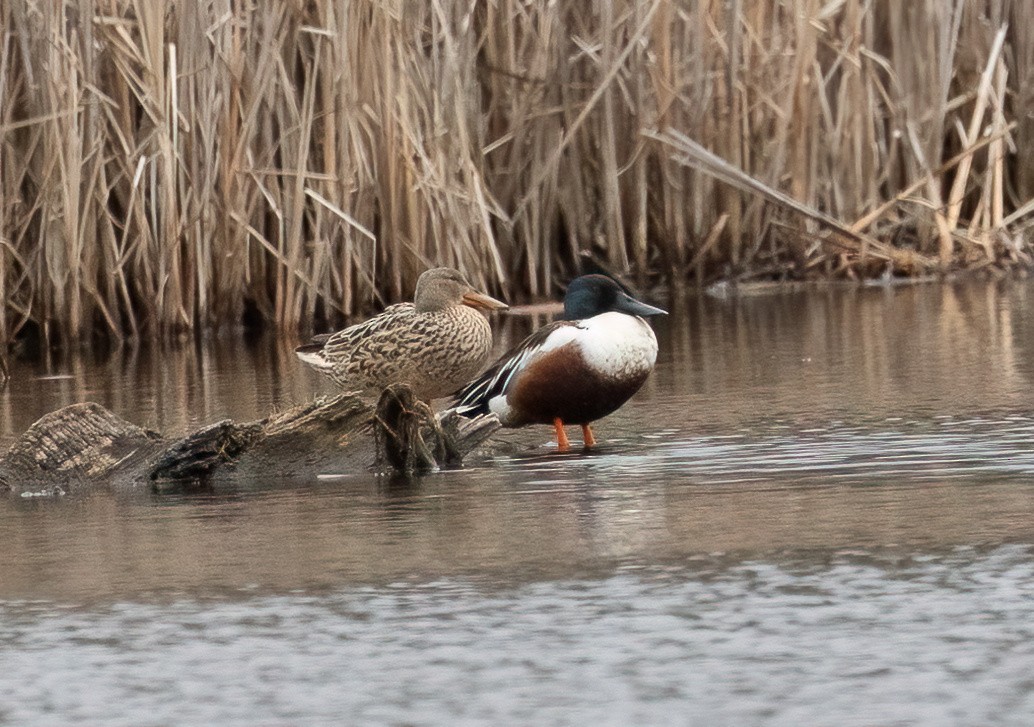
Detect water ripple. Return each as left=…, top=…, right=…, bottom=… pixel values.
left=4, top=547, right=1034, bottom=726
left=502, top=414, right=1034, bottom=486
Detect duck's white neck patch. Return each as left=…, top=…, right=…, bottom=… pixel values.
left=571, top=312, right=658, bottom=379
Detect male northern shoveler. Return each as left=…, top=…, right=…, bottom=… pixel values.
left=296, top=267, right=508, bottom=401
left=453, top=274, right=666, bottom=451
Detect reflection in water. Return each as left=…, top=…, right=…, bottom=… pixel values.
left=0, top=333, right=314, bottom=440
left=4, top=279, right=1034, bottom=724
left=3, top=278, right=1033, bottom=444
left=654, top=279, right=1034, bottom=429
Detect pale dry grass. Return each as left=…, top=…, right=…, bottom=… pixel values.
left=2, top=0, right=1034, bottom=342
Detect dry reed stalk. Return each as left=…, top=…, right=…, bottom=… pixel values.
left=944, top=26, right=1007, bottom=252
left=643, top=127, right=934, bottom=272
left=1, top=0, right=1034, bottom=345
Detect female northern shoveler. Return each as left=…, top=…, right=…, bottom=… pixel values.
left=453, top=274, right=665, bottom=451
left=296, top=267, right=508, bottom=401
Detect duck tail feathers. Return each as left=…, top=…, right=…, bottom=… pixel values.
left=451, top=373, right=497, bottom=418
left=295, top=343, right=332, bottom=371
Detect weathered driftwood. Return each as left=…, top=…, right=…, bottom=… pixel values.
left=0, top=384, right=499, bottom=496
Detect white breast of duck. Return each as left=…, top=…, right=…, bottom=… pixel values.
left=545, top=311, right=658, bottom=378
left=486, top=311, right=658, bottom=426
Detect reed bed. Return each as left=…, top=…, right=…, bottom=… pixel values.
left=2, top=0, right=1034, bottom=343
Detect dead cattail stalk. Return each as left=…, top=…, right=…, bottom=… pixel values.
left=943, top=24, right=1008, bottom=265
left=643, top=127, right=935, bottom=273
left=1, top=1, right=1033, bottom=345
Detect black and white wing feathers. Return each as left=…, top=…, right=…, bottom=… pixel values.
left=453, top=320, right=578, bottom=416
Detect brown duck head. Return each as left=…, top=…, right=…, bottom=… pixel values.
left=413, top=267, right=508, bottom=313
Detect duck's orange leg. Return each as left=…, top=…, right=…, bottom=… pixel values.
left=581, top=424, right=597, bottom=448
left=553, top=418, right=571, bottom=452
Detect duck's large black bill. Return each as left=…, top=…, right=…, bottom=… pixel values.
left=615, top=292, right=667, bottom=317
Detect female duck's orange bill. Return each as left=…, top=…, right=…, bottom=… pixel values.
left=462, top=291, right=509, bottom=311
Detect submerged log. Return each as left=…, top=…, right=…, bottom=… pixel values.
left=0, top=385, right=499, bottom=496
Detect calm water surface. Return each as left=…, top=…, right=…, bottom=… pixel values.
left=4, top=280, right=1034, bottom=725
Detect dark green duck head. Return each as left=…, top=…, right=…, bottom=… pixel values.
left=562, top=274, right=666, bottom=320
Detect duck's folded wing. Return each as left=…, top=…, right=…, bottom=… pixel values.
left=452, top=320, right=579, bottom=415
left=317, top=303, right=416, bottom=358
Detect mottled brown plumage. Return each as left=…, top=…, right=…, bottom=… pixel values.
left=296, top=268, right=507, bottom=400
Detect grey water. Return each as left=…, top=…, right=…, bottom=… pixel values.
left=4, top=279, right=1034, bottom=725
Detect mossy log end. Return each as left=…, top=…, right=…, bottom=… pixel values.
left=0, top=384, right=500, bottom=496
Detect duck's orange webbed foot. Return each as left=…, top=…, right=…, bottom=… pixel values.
left=581, top=424, right=596, bottom=448
left=553, top=418, right=571, bottom=452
